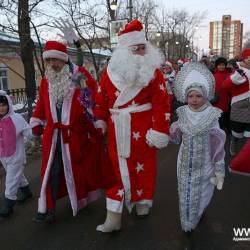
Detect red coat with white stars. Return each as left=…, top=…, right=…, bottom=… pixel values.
left=94, top=67, right=170, bottom=213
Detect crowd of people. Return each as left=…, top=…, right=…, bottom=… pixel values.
left=0, top=19, right=249, bottom=250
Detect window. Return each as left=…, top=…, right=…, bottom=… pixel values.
left=0, top=66, right=9, bottom=90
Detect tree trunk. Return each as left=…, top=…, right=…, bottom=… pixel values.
left=18, top=0, right=36, bottom=121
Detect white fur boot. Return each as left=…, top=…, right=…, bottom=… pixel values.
left=96, top=210, right=122, bottom=233
left=136, top=204, right=150, bottom=217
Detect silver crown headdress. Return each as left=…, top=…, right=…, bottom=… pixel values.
left=174, top=62, right=215, bottom=103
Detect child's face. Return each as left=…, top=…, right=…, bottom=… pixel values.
left=217, top=63, right=226, bottom=71
left=187, top=90, right=206, bottom=110
left=0, top=103, right=8, bottom=116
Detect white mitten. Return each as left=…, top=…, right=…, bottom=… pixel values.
left=230, top=71, right=247, bottom=85
left=210, top=173, right=224, bottom=190
left=145, top=129, right=169, bottom=149
left=94, top=120, right=107, bottom=134
left=53, top=18, right=78, bottom=44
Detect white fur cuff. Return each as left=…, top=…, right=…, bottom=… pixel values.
left=230, top=71, right=247, bottom=85
left=94, top=120, right=107, bottom=134
left=30, top=117, right=45, bottom=128
left=146, top=129, right=169, bottom=149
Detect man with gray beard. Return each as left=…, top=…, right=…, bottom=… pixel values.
left=94, top=19, right=171, bottom=232
left=30, top=41, right=103, bottom=223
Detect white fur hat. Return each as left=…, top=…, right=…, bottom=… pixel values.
left=117, top=19, right=147, bottom=48
left=43, top=41, right=68, bottom=62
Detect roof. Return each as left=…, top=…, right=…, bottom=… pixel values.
left=0, top=31, right=20, bottom=45
left=0, top=31, right=111, bottom=58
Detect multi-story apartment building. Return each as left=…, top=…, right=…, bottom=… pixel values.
left=209, top=15, right=243, bottom=59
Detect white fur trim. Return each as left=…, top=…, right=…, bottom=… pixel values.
left=133, top=199, right=153, bottom=207
left=106, top=198, right=124, bottom=214
left=77, top=190, right=100, bottom=211
left=229, top=167, right=250, bottom=176
left=61, top=87, right=79, bottom=216
left=230, top=71, right=247, bottom=85
left=117, top=31, right=147, bottom=48
left=30, top=117, right=45, bottom=128
left=110, top=103, right=152, bottom=158
left=43, top=50, right=68, bottom=62
left=94, top=120, right=107, bottom=134
left=232, top=131, right=244, bottom=138
left=243, top=131, right=250, bottom=137
left=38, top=129, right=58, bottom=214
left=231, top=91, right=250, bottom=104
left=146, top=129, right=169, bottom=149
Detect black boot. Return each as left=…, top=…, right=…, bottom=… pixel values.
left=45, top=209, right=56, bottom=224
left=0, top=198, right=16, bottom=218
left=17, top=185, right=33, bottom=203
left=32, top=209, right=55, bottom=224
left=32, top=212, right=47, bottom=223
left=182, top=230, right=194, bottom=250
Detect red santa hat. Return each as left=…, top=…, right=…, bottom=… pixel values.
left=241, top=48, right=250, bottom=60
left=165, top=61, right=172, bottom=67
left=117, top=19, right=147, bottom=48
left=43, top=41, right=69, bottom=62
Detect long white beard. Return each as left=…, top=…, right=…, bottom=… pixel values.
left=46, top=65, right=71, bottom=107
left=108, top=43, right=163, bottom=88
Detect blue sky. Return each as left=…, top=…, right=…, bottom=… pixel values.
left=157, top=0, right=250, bottom=49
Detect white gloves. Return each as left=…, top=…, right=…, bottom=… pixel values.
left=210, top=173, right=224, bottom=190
left=230, top=70, right=247, bottom=85
left=53, top=18, right=79, bottom=44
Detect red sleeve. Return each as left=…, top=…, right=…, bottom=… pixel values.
left=32, top=78, right=46, bottom=121
left=151, top=69, right=170, bottom=134
left=93, top=69, right=110, bottom=122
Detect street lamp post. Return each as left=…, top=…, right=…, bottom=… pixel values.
left=110, top=0, right=118, bottom=10
left=110, top=0, right=133, bottom=21
left=127, top=0, right=133, bottom=21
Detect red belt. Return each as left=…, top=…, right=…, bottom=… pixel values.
left=53, top=122, right=72, bottom=144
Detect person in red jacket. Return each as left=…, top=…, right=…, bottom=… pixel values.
left=30, top=41, right=106, bottom=223
left=94, top=19, right=171, bottom=233
left=224, top=48, right=250, bottom=155
left=212, top=57, right=231, bottom=131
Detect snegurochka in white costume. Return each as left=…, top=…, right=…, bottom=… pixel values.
left=170, top=62, right=226, bottom=249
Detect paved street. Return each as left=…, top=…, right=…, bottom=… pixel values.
left=0, top=141, right=250, bottom=250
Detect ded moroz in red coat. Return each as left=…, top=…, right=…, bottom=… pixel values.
left=30, top=65, right=102, bottom=216
left=230, top=138, right=250, bottom=176
left=94, top=67, right=170, bottom=213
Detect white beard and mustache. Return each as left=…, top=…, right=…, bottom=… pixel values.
left=108, top=43, right=163, bottom=88
left=46, top=64, right=71, bottom=107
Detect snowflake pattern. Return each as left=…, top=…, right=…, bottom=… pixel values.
left=132, top=131, right=141, bottom=141
left=137, top=189, right=143, bottom=197
left=116, top=189, right=124, bottom=197
left=136, top=162, right=144, bottom=173
left=165, top=113, right=171, bottom=121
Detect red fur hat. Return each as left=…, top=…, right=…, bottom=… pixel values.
left=117, top=19, right=147, bottom=48
left=43, top=41, right=68, bottom=62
